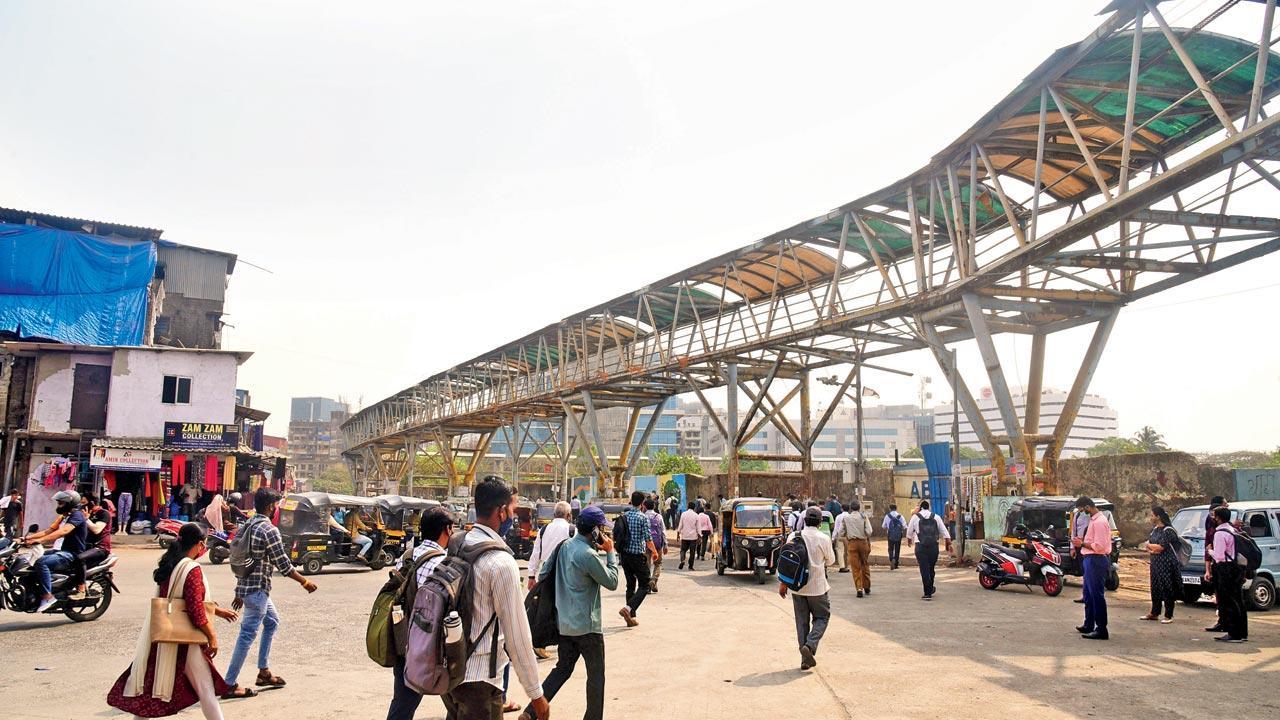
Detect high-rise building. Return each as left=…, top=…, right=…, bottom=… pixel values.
left=288, top=396, right=350, bottom=481
left=933, top=389, right=1117, bottom=459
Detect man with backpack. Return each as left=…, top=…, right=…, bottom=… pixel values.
left=223, top=487, right=318, bottom=699
left=518, top=505, right=618, bottom=720
left=881, top=504, right=906, bottom=570
left=387, top=507, right=457, bottom=720
left=906, top=500, right=950, bottom=601
left=778, top=507, right=835, bottom=670
left=1207, top=505, right=1249, bottom=643
left=615, top=491, right=658, bottom=628
left=447, top=477, right=548, bottom=720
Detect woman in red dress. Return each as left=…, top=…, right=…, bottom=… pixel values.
left=108, top=523, right=239, bottom=719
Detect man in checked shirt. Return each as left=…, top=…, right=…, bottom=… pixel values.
left=222, top=488, right=318, bottom=700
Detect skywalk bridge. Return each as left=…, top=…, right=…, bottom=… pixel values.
left=344, top=0, right=1280, bottom=497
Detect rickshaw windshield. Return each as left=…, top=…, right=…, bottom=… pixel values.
left=280, top=508, right=325, bottom=535
left=735, top=506, right=780, bottom=529
left=535, top=505, right=557, bottom=520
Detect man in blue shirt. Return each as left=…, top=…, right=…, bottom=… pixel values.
left=616, top=491, right=658, bottom=628
left=22, top=490, right=88, bottom=612
left=519, top=505, right=617, bottom=720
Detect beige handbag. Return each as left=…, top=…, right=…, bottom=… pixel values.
left=147, top=561, right=216, bottom=644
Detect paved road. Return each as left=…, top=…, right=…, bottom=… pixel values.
left=5, top=541, right=1277, bottom=719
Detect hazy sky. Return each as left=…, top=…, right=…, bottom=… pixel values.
left=2, top=1, right=1277, bottom=453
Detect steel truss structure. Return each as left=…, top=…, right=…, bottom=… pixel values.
left=345, top=0, right=1280, bottom=497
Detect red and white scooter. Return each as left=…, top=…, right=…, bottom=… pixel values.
left=977, top=525, right=1064, bottom=596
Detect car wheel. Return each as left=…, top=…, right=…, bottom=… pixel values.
left=1248, top=576, right=1275, bottom=611
left=1181, top=585, right=1203, bottom=606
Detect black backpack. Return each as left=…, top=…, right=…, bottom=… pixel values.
left=612, top=510, right=631, bottom=551
left=916, top=513, right=940, bottom=545
left=1226, top=527, right=1263, bottom=578
left=524, top=542, right=565, bottom=648
left=776, top=531, right=810, bottom=591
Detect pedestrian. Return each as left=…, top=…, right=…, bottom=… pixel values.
left=696, top=505, right=713, bottom=561
left=570, top=495, right=582, bottom=522
left=616, top=491, right=657, bottom=628
left=676, top=501, right=701, bottom=570
left=881, top=504, right=906, bottom=570
left=1, top=488, right=22, bottom=538
left=221, top=487, right=318, bottom=699
left=779, top=507, right=835, bottom=670
left=527, top=501, right=574, bottom=660
left=839, top=502, right=873, bottom=597
left=643, top=498, right=667, bottom=593
left=386, top=507, right=456, bottom=720
left=787, top=501, right=805, bottom=533
left=906, top=500, right=950, bottom=601
left=445, top=476, right=548, bottom=720
left=832, top=504, right=849, bottom=572
left=181, top=482, right=200, bottom=521
left=108, top=522, right=238, bottom=720
left=1071, top=502, right=1089, bottom=604
left=824, top=495, right=841, bottom=518
left=118, top=490, right=135, bottom=534
left=664, top=495, right=678, bottom=529
left=1072, top=496, right=1112, bottom=640
left=1141, top=506, right=1180, bottom=624
left=1206, top=505, right=1248, bottom=642
left=517, top=505, right=617, bottom=720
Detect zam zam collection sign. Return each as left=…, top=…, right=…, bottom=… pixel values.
left=164, top=422, right=240, bottom=451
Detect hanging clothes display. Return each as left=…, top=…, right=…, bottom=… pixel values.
left=222, top=455, right=236, bottom=492
left=171, top=454, right=187, bottom=489
left=103, top=470, right=117, bottom=493
left=203, top=456, right=220, bottom=492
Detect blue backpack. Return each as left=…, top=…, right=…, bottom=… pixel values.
left=886, top=513, right=906, bottom=542
left=776, top=531, right=810, bottom=591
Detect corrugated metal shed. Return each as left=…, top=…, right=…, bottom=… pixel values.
left=156, top=243, right=235, bottom=301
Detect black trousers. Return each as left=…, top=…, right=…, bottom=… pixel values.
left=1214, top=561, right=1249, bottom=640
left=525, top=633, right=605, bottom=720
left=915, top=542, right=939, bottom=596
left=621, top=552, right=650, bottom=615
left=679, top=539, right=699, bottom=568
left=699, top=531, right=710, bottom=559
left=386, top=657, right=422, bottom=720
left=887, top=539, right=902, bottom=567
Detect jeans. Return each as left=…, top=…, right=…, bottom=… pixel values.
left=443, top=681, right=503, bottom=720
left=915, top=542, right=939, bottom=596
left=620, top=552, right=650, bottom=615
left=118, top=492, right=133, bottom=533
left=526, top=633, right=605, bottom=720
left=1082, top=554, right=1109, bottom=633
left=887, top=538, right=902, bottom=567
left=35, top=550, right=75, bottom=596
left=791, top=592, right=830, bottom=653
left=224, top=590, right=280, bottom=686
left=353, top=533, right=373, bottom=558
left=679, top=539, right=699, bottom=568
left=386, top=657, right=422, bottom=720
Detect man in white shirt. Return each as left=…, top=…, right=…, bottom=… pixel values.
left=779, top=507, right=835, bottom=670
left=447, top=477, right=549, bottom=720
left=676, top=502, right=702, bottom=570
left=526, top=501, right=574, bottom=660
left=906, top=499, right=952, bottom=601
left=838, top=502, right=874, bottom=597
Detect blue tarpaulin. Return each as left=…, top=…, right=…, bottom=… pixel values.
left=0, top=222, right=156, bottom=345
left=921, top=442, right=953, bottom=504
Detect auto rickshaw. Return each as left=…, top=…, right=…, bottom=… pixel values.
left=278, top=492, right=390, bottom=574
left=505, top=500, right=536, bottom=560
left=1001, top=496, right=1122, bottom=591
left=533, top=501, right=558, bottom=533
left=374, top=495, right=441, bottom=560
left=716, top=497, right=784, bottom=584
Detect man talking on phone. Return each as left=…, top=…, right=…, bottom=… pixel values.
left=518, top=505, right=618, bottom=720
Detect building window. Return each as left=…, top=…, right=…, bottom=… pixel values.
left=162, top=375, right=192, bottom=404
left=155, top=316, right=171, bottom=335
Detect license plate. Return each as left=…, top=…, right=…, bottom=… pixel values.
left=1182, top=575, right=1202, bottom=586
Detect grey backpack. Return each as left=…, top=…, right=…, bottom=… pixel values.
left=229, top=516, right=270, bottom=579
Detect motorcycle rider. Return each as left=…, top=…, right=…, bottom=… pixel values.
left=70, top=493, right=113, bottom=599
left=21, top=490, right=90, bottom=612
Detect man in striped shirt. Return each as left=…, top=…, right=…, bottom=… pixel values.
left=445, top=477, right=549, bottom=720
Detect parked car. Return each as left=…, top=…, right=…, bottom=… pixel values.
left=1172, top=501, right=1278, bottom=611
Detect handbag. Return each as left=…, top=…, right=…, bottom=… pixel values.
left=148, top=560, right=216, bottom=644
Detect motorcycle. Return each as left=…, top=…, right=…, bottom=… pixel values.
left=198, top=520, right=241, bottom=565
left=977, top=525, right=1064, bottom=597
left=155, top=518, right=184, bottom=549
left=0, top=541, right=119, bottom=622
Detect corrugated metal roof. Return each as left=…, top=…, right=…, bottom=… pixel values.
left=92, top=436, right=286, bottom=460
left=157, top=244, right=233, bottom=301
left=0, top=207, right=162, bottom=240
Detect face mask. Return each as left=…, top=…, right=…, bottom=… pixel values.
left=498, top=510, right=514, bottom=537
left=196, top=542, right=208, bottom=559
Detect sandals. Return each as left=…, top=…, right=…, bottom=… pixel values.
left=1138, top=614, right=1158, bottom=621
left=503, top=701, right=521, bottom=713
left=221, top=685, right=258, bottom=700
left=256, top=669, right=287, bottom=688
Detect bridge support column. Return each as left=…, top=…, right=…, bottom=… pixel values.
left=725, top=362, right=739, bottom=495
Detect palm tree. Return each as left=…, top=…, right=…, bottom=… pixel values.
left=1132, top=426, right=1169, bottom=453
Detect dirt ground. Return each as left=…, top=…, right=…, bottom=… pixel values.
left=3, top=538, right=1276, bottom=720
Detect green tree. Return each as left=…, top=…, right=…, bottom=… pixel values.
left=650, top=449, right=703, bottom=475
left=1087, top=436, right=1142, bottom=457
left=312, top=463, right=354, bottom=494
left=1132, top=425, right=1169, bottom=452
left=720, top=450, right=768, bottom=472
left=958, top=446, right=985, bottom=460
left=903, top=446, right=923, bottom=459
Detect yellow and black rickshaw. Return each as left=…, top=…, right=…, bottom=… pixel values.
left=716, top=497, right=784, bottom=584
left=533, top=501, right=558, bottom=533
left=1001, top=496, right=1122, bottom=591
left=278, top=492, right=390, bottom=575
left=374, top=495, right=441, bottom=560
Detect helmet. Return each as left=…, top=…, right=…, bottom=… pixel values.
left=52, top=490, right=81, bottom=513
